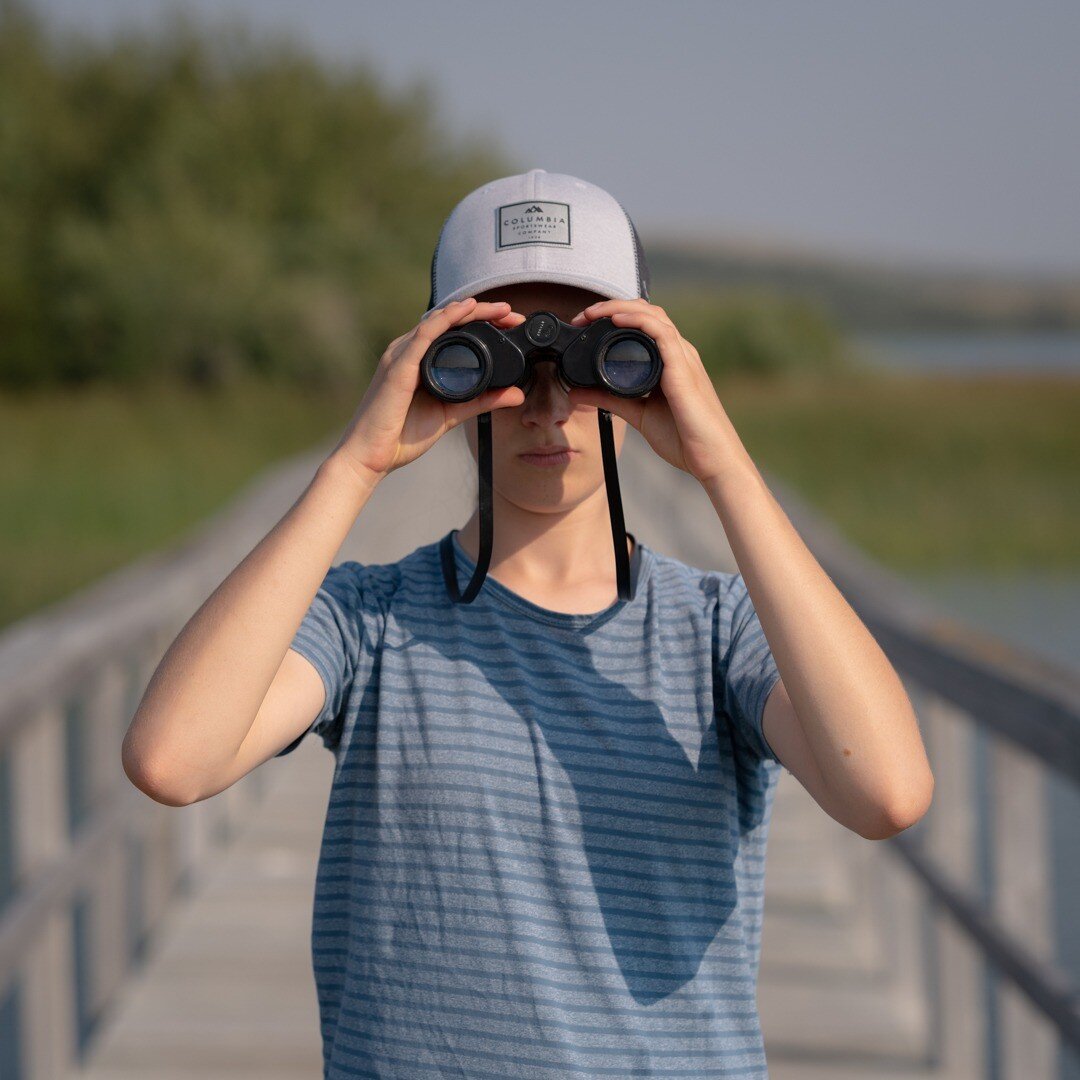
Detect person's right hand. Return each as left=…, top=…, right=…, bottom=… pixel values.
left=327, top=298, right=527, bottom=489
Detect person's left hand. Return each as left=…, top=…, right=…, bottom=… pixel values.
left=566, top=298, right=742, bottom=486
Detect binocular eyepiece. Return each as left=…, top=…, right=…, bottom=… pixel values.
left=420, top=310, right=663, bottom=403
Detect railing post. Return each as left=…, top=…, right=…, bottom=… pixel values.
left=915, top=683, right=988, bottom=1078
left=992, top=738, right=1057, bottom=1079
left=83, top=661, right=131, bottom=1049
left=11, top=703, right=75, bottom=1078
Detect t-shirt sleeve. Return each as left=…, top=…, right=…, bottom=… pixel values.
left=275, top=560, right=369, bottom=757
left=715, top=571, right=784, bottom=767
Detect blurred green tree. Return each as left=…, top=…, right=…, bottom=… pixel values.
left=665, top=286, right=858, bottom=381
left=0, top=0, right=511, bottom=389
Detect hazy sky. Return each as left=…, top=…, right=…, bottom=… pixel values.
left=32, top=0, right=1080, bottom=275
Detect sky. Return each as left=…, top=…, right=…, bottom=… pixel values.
left=30, top=0, right=1080, bottom=277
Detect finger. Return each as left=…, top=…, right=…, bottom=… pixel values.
left=405, top=304, right=522, bottom=377
left=445, top=385, right=525, bottom=426
left=456, top=300, right=512, bottom=326
left=414, top=298, right=473, bottom=341
left=418, top=297, right=474, bottom=324
left=393, top=302, right=518, bottom=392
left=572, top=298, right=675, bottom=332
left=414, top=299, right=513, bottom=351
left=607, top=308, right=681, bottom=344
left=565, top=387, right=638, bottom=424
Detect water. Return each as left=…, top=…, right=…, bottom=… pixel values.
left=855, top=331, right=1080, bottom=376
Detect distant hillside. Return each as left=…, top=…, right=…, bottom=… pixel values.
left=648, top=237, right=1080, bottom=333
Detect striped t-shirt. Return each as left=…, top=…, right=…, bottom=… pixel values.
left=276, top=527, right=786, bottom=1079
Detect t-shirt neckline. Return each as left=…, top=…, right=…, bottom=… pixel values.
left=445, top=528, right=652, bottom=629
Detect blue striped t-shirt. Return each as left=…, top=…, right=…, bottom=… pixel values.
left=276, top=527, right=785, bottom=1078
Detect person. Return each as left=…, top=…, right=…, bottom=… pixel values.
left=123, top=169, right=934, bottom=1079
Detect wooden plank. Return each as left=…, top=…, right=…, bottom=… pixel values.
left=68, top=738, right=332, bottom=1079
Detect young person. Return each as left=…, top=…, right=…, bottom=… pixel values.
left=124, top=169, right=934, bottom=1079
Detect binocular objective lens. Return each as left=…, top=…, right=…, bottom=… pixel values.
left=600, top=337, right=656, bottom=391
left=431, top=343, right=484, bottom=396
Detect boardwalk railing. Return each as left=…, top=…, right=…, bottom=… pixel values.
left=767, top=472, right=1080, bottom=1080
left=0, top=447, right=332, bottom=1080
left=0, top=440, right=1077, bottom=1079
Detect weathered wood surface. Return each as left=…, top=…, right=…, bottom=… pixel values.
left=65, top=737, right=331, bottom=1080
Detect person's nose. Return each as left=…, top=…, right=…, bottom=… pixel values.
left=521, top=361, right=571, bottom=424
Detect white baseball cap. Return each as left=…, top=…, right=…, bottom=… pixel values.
left=424, top=168, right=652, bottom=312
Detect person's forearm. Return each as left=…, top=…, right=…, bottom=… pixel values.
left=701, top=446, right=934, bottom=833
left=121, top=452, right=379, bottom=804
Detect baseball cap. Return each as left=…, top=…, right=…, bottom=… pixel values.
left=424, top=168, right=651, bottom=312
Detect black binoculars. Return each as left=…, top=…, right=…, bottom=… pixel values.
left=420, top=310, right=663, bottom=403
left=422, top=309, right=661, bottom=606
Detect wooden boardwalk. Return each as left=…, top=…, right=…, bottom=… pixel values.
left=66, top=425, right=953, bottom=1079
left=67, top=738, right=332, bottom=1080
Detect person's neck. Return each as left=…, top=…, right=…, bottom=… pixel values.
left=455, top=494, right=633, bottom=590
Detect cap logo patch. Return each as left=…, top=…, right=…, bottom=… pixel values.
left=497, top=201, right=571, bottom=249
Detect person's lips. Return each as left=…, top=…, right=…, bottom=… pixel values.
left=518, top=445, right=577, bottom=467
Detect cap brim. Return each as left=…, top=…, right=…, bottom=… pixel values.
left=435, top=269, right=637, bottom=308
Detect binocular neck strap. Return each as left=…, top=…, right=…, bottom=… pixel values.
left=441, top=407, right=634, bottom=605
left=598, top=408, right=633, bottom=602
left=442, top=411, right=493, bottom=604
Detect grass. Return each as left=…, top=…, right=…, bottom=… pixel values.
left=1, top=369, right=1076, bottom=630
left=721, top=368, right=1079, bottom=576
left=0, top=376, right=356, bottom=630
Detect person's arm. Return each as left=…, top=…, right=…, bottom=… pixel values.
left=703, top=459, right=934, bottom=841
left=564, top=296, right=934, bottom=842
left=122, top=297, right=525, bottom=807
left=121, top=454, right=377, bottom=806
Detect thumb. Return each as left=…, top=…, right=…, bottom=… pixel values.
left=567, top=386, right=631, bottom=420
left=446, top=385, right=525, bottom=426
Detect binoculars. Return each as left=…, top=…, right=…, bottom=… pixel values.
left=421, top=310, right=661, bottom=606
left=420, top=310, right=663, bottom=403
